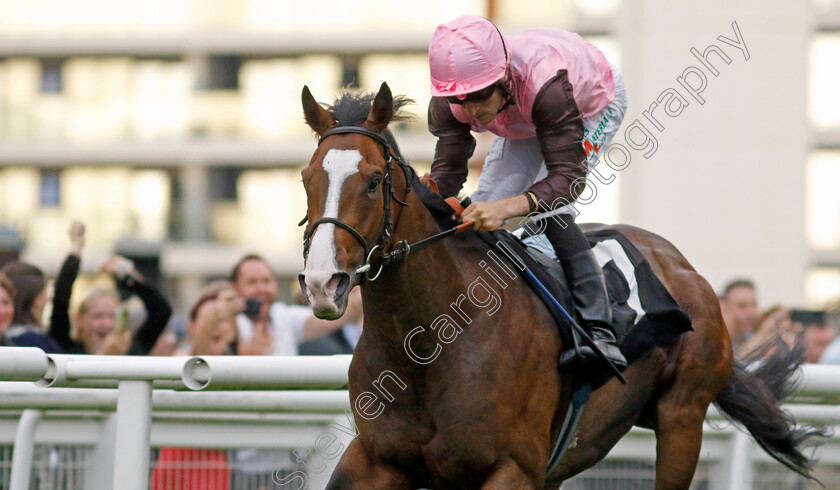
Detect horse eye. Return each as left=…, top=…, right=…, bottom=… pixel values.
left=367, top=176, right=382, bottom=193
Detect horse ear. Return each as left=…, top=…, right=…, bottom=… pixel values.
left=365, top=82, right=394, bottom=133
left=302, top=85, right=335, bottom=136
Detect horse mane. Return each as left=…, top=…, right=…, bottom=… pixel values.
left=410, top=178, right=462, bottom=231
left=324, top=89, right=461, bottom=232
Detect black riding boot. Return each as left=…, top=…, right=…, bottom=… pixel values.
left=557, top=249, right=627, bottom=372
left=540, top=215, right=627, bottom=374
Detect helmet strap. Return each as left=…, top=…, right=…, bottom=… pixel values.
left=487, top=18, right=513, bottom=114
left=496, top=78, right=515, bottom=113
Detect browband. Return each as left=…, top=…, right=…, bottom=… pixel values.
left=319, top=126, right=392, bottom=154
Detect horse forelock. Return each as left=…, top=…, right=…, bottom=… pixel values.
left=318, top=89, right=458, bottom=231
left=325, top=90, right=414, bottom=128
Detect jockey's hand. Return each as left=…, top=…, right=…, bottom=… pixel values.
left=419, top=172, right=433, bottom=189
left=420, top=173, right=440, bottom=194
left=462, top=195, right=531, bottom=232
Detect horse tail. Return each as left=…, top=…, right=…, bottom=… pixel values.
left=713, top=337, right=827, bottom=480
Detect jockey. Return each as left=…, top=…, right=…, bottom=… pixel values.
left=427, top=15, right=628, bottom=372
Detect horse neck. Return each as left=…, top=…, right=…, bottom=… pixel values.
left=361, top=189, right=471, bottom=343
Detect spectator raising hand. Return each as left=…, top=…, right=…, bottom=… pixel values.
left=185, top=285, right=243, bottom=356
left=237, top=299, right=274, bottom=356
left=98, top=329, right=132, bottom=356
left=48, top=221, right=173, bottom=356
left=69, top=220, right=85, bottom=256
left=99, top=255, right=140, bottom=282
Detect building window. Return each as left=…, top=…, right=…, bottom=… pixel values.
left=209, top=166, right=241, bottom=201
left=203, top=55, right=242, bottom=91
left=40, top=170, right=61, bottom=207
left=40, top=59, right=63, bottom=93
left=809, top=32, right=840, bottom=130
left=806, top=266, right=840, bottom=308
left=342, top=55, right=361, bottom=88
left=806, top=151, right=840, bottom=249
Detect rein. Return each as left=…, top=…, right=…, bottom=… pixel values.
left=302, top=125, right=472, bottom=281
left=356, top=212, right=474, bottom=279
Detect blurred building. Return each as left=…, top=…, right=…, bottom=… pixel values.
left=0, top=0, right=838, bottom=313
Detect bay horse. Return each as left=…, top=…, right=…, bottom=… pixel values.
left=298, top=82, right=821, bottom=489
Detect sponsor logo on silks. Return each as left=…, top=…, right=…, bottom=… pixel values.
left=583, top=108, right=615, bottom=159
left=583, top=139, right=600, bottom=159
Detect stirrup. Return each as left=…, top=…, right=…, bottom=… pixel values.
left=557, top=327, right=583, bottom=371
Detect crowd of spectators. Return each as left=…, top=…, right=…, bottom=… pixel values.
left=1, top=221, right=174, bottom=355
left=719, top=278, right=839, bottom=365
left=0, top=220, right=363, bottom=489
left=0, top=220, right=363, bottom=359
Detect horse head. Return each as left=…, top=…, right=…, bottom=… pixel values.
left=298, top=82, right=410, bottom=319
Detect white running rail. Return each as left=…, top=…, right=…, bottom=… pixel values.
left=1, top=347, right=838, bottom=490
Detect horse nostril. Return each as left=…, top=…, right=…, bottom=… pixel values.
left=333, top=273, right=351, bottom=301
left=298, top=274, right=309, bottom=299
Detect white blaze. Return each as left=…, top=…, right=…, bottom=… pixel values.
left=305, top=149, right=362, bottom=279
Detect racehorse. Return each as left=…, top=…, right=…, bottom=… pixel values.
left=298, top=82, right=822, bottom=489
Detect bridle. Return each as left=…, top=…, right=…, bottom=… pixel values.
left=301, top=125, right=412, bottom=281
left=302, top=125, right=474, bottom=282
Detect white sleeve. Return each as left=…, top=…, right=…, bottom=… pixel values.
left=236, top=314, right=254, bottom=342
left=269, top=303, right=312, bottom=344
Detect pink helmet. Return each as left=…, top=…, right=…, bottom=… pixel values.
left=429, top=15, right=509, bottom=98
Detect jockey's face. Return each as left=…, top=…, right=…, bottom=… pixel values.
left=461, top=88, right=505, bottom=126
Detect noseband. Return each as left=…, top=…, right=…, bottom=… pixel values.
left=302, top=126, right=412, bottom=280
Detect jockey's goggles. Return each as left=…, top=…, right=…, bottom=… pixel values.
left=445, top=82, right=501, bottom=105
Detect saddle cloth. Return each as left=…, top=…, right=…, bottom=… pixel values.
left=414, top=184, right=692, bottom=365
left=493, top=225, right=693, bottom=364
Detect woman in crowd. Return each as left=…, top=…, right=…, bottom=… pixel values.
left=0, top=260, right=62, bottom=352
left=174, top=281, right=243, bottom=356
left=0, top=272, right=16, bottom=343
left=48, top=220, right=173, bottom=355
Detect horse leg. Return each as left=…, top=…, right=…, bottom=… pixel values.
left=480, top=460, right=536, bottom=490
left=325, top=438, right=414, bottom=490
left=653, top=402, right=707, bottom=490
left=652, top=323, right=731, bottom=489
